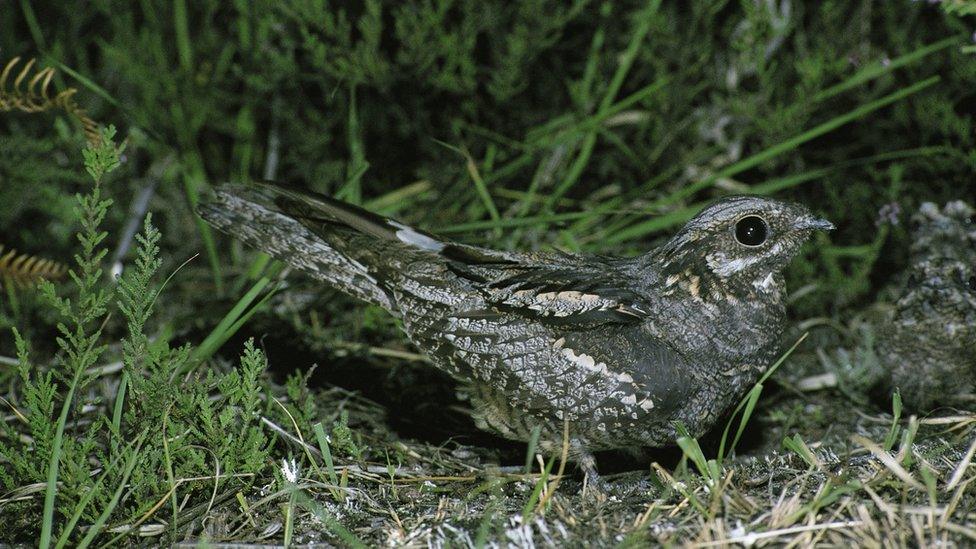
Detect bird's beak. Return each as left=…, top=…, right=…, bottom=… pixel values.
left=796, top=216, right=835, bottom=231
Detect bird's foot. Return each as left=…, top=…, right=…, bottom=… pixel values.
left=578, top=450, right=609, bottom=503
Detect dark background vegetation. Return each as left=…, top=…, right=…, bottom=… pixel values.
left=1, top=0, right=974, bottom=545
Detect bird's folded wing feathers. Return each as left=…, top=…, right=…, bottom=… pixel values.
left=445, top=253, right=652, bottom=327
left=260, top=181, right=452, bottom=254
left=235, top=182, right=652, bottom=327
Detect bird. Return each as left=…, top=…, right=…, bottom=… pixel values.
left=199, top=182, right=833, bottom=482
left=876, top=201, right=976, bottom=409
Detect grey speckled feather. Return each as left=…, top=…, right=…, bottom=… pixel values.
left=199, top=182, right=832, bottom=472
left=876, top=200, right=976, bottom=409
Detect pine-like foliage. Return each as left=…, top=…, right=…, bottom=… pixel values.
left=0, top=127, right=272, bottom=545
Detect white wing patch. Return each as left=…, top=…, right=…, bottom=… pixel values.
left=503, top=289, right=622, bottom=317
left=389, top=220, right=445, bottom=252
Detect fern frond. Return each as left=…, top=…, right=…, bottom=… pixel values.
left=0, top=244, right=69, bottom=287
left=0, top=57, right=100, bottom=144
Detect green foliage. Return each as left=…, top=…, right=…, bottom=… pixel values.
left=939, top=0, right=976, bottom=16
left=0, top=131, right=273, bottom=545
left=80, top=127, right=124, bottom=182
left=2, top=1, right=974, bottom=315
left=330, top=409, right=363, bottom=461
left=1, top=1, right=976, bottom=544
left=33, top=126, right=120, bottom=547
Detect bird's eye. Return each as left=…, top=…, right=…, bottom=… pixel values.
left=734, top=215, right=769, bottom=247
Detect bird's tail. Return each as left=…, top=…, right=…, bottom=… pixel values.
left=198, top=184, right=397, bottom=310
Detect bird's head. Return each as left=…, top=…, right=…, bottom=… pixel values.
left=657, top=196, right=833, bottom=293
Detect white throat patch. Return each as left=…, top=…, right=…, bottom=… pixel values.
left=752, top=272, right=777, bottom=293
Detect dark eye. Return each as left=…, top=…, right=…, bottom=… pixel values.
left=734, top=215, right=769, bottom=246
left=969, top=275, right=976, bottom=292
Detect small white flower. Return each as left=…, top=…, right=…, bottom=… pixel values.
left=730, top=521, right=760, bottom=547
left=281, top=458, right=299, bottom=483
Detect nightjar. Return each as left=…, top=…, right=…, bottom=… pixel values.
left=877, top=201, right=976, bottom=409
left=200, top=182, right=832, bottom=477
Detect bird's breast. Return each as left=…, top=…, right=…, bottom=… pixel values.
left=650, top=289, right=786, bottom=369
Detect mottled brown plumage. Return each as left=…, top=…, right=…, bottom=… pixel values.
left=200, top=182, right=832, bottom=479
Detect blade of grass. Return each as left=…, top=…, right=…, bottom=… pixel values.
left=173, top=0, right=194, bottom=72
left=568, top=1, right=609, bottom=111
left=284, top=483, right=296, bottom=547
left=48, top=61, right=122, bottom=109
left=229, top=254, right=274, bottom=296
left=162, top=405, right=179, bottom=537
left=853, top=434, right=925, bottom=490
left=183, top=163, right=224, bottom=293
left=474, top=496, right=499, bottom=548
left=40, top=345, right=97, bottom=549
left=717, top=332, right=808, bottom=463
left=314, top=422, right=344, bottom=502
left=648, top=76, right=941, bottom=213
left=438, top=210, right=600, bottom=233
left=605, top=204, right=707, bottom=245
left=54, top=434, right=142, bottom=548
left=546, top=0, right=663, bottom=208
left=884, top=390, right=903, bottom=452
left=314, top=422, right=339, bottom=486
left=897, top=415, right=919, bottom=468
left=76, top=433, right=146, bottom=549
left=338, top=85, right=367, bottom=205
left=812, top=37, right=957, bottom=103
left=109, top=372, right=128, bottom=454
left=524, top=425, right=542, bottom=474
left=607, top=138, right=946, bottom=246
left=528, top=78, right=669, bottom=149
left=365, top=180, right=432, bottom=214
left=522, top=455, right=557, bottom=521
left=293, top=488, right=368, bottom=548
left=535, top=420, right=571, bottom=513
left=783, top=434, right=823, bottom=470
left=435, top=140, right=503, bottom=235
left=187, top=272, right=280, bottom=369
left=464, top=150, right=502, bottom=239
left=675, top=422, right=718, bottom=485
left=18, top=0, right=48, bottom=53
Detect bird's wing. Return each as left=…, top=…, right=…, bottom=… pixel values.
left=254, top=181, right=652, bottom=327
left=256, top=181, right=451, bottom=254
left=442, top=247, right=652, bottom=328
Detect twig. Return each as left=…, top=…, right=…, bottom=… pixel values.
left=110, top=156, right=173, bottom=279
